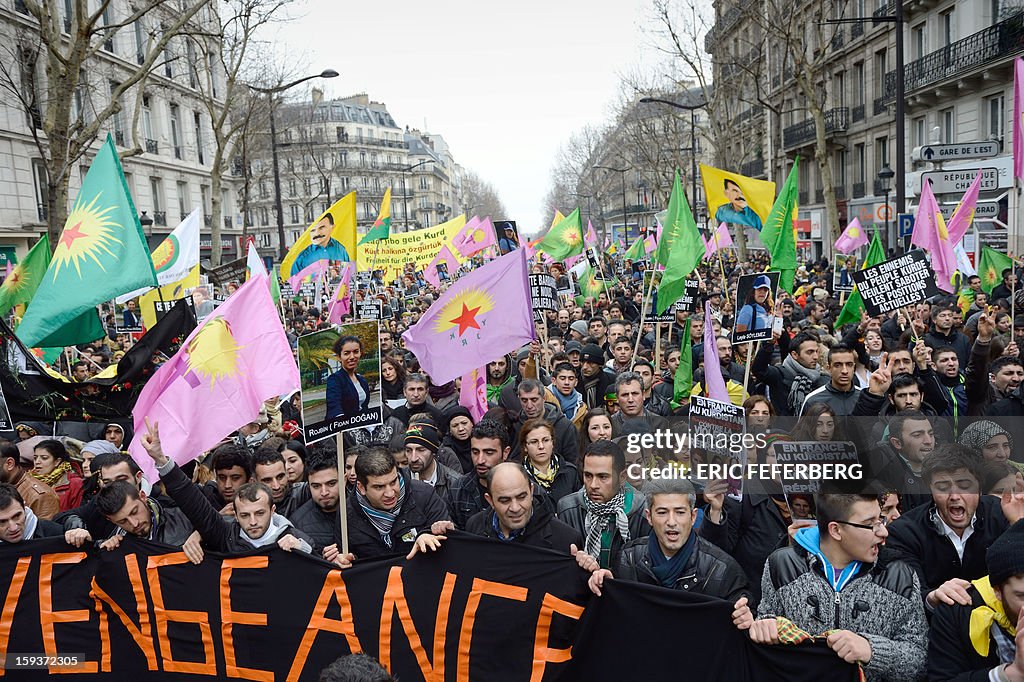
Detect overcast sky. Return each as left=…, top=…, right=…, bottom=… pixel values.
left=273, top=0, right=657, bottom=236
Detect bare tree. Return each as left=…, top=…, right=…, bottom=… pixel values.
left=0, top=0, right=212, bottom=250
left=459, top=169, right=508, bottom=220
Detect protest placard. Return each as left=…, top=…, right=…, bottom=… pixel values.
left=733, top=271, right=780, bottom=344
left=357, top=299, right=383, bottom=320
left=297, top=321, right=383, bottom=444
left=833, top=255, right=857, bottom=293
left=773, top=441, right=860, bottom=497
left=851, top=250, right=941, bottom=316
left=688, top=396, right=747, bottom=498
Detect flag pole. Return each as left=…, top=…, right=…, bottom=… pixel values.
left=630, top=269, right=656, bottom=372
left=714, top=226, right=731, bottom=305
left=335, top=433, right=349, bottom=557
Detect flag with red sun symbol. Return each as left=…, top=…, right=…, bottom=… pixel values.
left=402, top=249, right=535, bottom=384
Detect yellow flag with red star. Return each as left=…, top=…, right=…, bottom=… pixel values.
left=16, top=134, right=158, bottom=348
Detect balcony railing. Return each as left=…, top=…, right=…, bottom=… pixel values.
left=852, top=104, right=865, bottom=122
left=831, top=29, right=845, bottom=50
left=815, top=189, right=824, bottom=203
left=834, top=185, right=847, bottom=200
left=851, top=21, right=864, bottom=38
left=882, top=13, right=1024, bottom=101
left=181, top=211, right=191, bottom=221
left=873, top=97, right=888, bottom=115
left=798, top=191, right=809, bottom=204
left=852, top=182, right=866, bottom=198
left=145, top=138, right=158, bottom=154
left=153, top=211, right=167, bottom=226
left=705, top=6, right=744, bottom=51
left=873, top=2, right=894, bottom=26
left=740, top=158, right=765, bottom=177
left=782, top=107, right=849, bottom=148
left=224, top=216, right=233, bottom=229
left=37, top=204, right=47, bottom=221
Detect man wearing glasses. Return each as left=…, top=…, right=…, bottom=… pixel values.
left=732, top=484, right=928, bottom=679
left=886, top=444, right=1022, bottom=611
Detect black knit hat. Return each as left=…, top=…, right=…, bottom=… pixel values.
left=405, top=423, right=440, bottom=453
left=580, top=343, right=605, bottom=365
left=987, top=519, right=1024, bottom=585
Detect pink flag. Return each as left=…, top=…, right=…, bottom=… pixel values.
left=704, top=223, right=734, bottom=258
left=425, top=244, right=460, bottom=288
left=402, top=249, right=535, bottom=384
left=287, top=259, right=326, bottom=292
left=326, top=263, right=354, bottom=324
left=701, top=301, right=730, bottom=403
left=459, top=366, right=488, bottom=421
left=452, top=216, right=497, bottom=258
left=584, top=221, right=598, bottom=247
left=945, top=170, right=984, bottom=244
left=911, top=180, right=956, bottom=293
left=127, top=274, right=299, bottom=482
left=833, top=218, right=869, bottom=254
left=1015, top=57, right=1024, bottom=184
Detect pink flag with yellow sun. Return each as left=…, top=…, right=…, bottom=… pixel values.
left=402, top=249, right=535, bottom=384
left=127, top=273, right=299, bottom=482
left=327, top=263, right=354, bottom=324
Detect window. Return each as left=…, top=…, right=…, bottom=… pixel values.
left=200, top=185, right=210, bottom=214
left=142, top=96, right=154, bottom=142
left=101, top=6, right=115, bottom=52
left=419, top=176, right=429, bottom=190
left=941, top=107, right=955, bottom=143
left=32, top=159, right=48, bottom=220
left=834, top=149, right=847, bottom=187
left=855, top=143, right=866, bottom=184
left=985, top=94, right=1006, bottom=141
left=359, top=152, right=366, bottom=167
left=853, top=62, right=865, bottom=106
left=163, top=38, right=174, bottom=78
left=169, top=104, right=182, bottom=158
left=186, top=41, right=198, bottom=88
left=149, top=177, right=163, bottom=213
left=177, top=181, right=189, bottom=218
left=875, top=136, right=889, bottom=171
left=134, top=20, right=145, bottom=63
left=941, top=8, right=955, bottom=45
left=110, top=82, right=124, bottom=144
left=873, top=49, right=887, bottom=98
left=259, top=181, right=267, bottom=199
left=912, top=116, right=926, bottom=147
left=911, top=23, right=926, bottom=59
left=288, top=179, right=296, bottom=197
left=194, top=111, right=205, bottom=164
left=290, top=205, right=300, bottom=223
left=303, top=178, right=312, bottom=195
left=834, top=70, right=846, bottom=108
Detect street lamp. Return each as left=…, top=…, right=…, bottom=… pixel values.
left=639, top=95, right=707, bottom=218
left=594, top=165, right=630, bottom=243
left=249, top=69, right=339, bottom=260
left=877, top=165, right=894, bottom=248
left=400, top=160, right=434, bottom=232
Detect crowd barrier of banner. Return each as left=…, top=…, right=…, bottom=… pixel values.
left=0, top=534, right=857, bottom=681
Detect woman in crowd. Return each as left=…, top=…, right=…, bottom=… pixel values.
left=981, top=460, right=1024, bottom=496
left=520, top=418, right=578, bottom=502
left=789, top=403, right=845, bottom=442
left=442, top=407, right=475, bottom=473
left=380, top=355, right=406, bottom=404
left=281, top=440, right=308, bottom=483
left=325, top=335, right=371, bottom=420
left=743, top=396, right=775, bottom=434
left=32, top=439, right=84, bottom=511
left=579, top=409, right=616, bottom=461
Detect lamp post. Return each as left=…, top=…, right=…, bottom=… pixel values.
left=400, top=160, right=434, bottom=232
left=250, top=69, right=339, bottom=260
left=639, top=95, right=707, bottom=218
left=594, top=165, right=630, bottom=243
left=877, top=164, right=894, bottom=249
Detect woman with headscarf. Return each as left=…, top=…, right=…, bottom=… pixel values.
left=78, top=439, right=119, bottom=502
left=442, top=406, right=474, bottom=473
left=958, top=420, right=1024, bottom=473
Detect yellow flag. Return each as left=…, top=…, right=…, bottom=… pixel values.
left=139, top=264, right=200, bottom=329
left=280, top=191, right=358, bottom=281
left=700, top=164, right=776, bottom=232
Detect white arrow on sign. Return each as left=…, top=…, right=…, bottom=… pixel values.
left=911, top=140, right=1001, bottom=162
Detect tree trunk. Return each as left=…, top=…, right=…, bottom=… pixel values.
left=210, top=151, right=224, bottom=267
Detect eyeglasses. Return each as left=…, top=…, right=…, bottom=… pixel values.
left=835, top=519, right=887, bottom=532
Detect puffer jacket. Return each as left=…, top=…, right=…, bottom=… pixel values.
left=616, top=535, right=749, bottom=603
left=758, top=539, right=928, bottom=682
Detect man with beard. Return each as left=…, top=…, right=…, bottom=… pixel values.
left=446, top=420, right=511, bottom=528
left=578, top=343, right=615, bottom=410
left=391, top=374, right=445, bottom=430
left=611, top=372, right=669, bottom=432
left=486, top=354, right=515, bottom=407
left=863, top=410, right=936, bottom=512
left=737, top=487, right=928, bottom=680
left=751, top=331, right=828, bottom=416
left=290, top=449, right=348, bottom=561
left=404, top=423, right=460, bottom=501
left=252, top=447, right=310, bottom=520
left=921, top=346, right=968, bottom=431
left=886, top=445, right=1019, bottom=609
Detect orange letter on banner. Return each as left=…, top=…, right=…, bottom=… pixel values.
left=39, top=552, right=98, bottom=673
left=0, top=556, right=30, bottom=678
left=530, top=593, right=584, bottom=681
left=286, top=569, right=362, bottom=682
left=147, top=552, right=216, bottom=675
left=457, top=579, right=528, bottom=682
left=378, top=566, right=457, bottom=679
left=90, top=554, right=158, bottom=671
left=220, top=556, right=272, bottom=682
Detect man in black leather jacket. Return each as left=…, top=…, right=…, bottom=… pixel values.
left=586, top=478, right=749, bottom=605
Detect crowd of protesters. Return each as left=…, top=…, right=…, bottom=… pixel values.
left=7, top=241, right=1024, bottom=681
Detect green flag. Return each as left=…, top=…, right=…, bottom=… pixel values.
left=671, top=318, right=693, bottom=409
left=979, top=245, right=1013, bottom=295
left=623, top=235, right=646, bottom=262
left=656, top=171, right=705, bottom=314
left=536, top=208, right=584, bottom=261
left=0, top=236, right=50, bottom=316
left=269, top=265, right=282, bottom=307
left=835, top=232, right=886, bottom=327
left=16, top=134, right=158, bottom=348
left=358, top=187, right=392, bottom=245
left=760, top=161, right=799, bottom=293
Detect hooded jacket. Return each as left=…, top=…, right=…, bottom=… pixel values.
left=758, top=528, right=927, bottom=682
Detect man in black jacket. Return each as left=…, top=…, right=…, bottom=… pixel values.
left=886, top=444, right=1019, bottom=609
left=348, top=448, right=450, bottom=560
left=199, top=443, right=252, bottom=513
left=751, top=330, right=828, bottom=416
left=927, top=519, right=1024, bottom=681
left=507, top=379, right=579, bottom=463
left=291, top=449, right=349, bottom=563
left=94, top=480, right=195, bottom=551
left=252, top=446, right=309, bottom=520
left=446, top=420, right=511, bottom=527
left=586, top=478, right=749, bottom=605
left=463, top=463, right=582, bottom=553
left=139, top=422, right=316, bottom=556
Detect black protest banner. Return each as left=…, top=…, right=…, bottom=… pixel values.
left=688, top=396, right=747, bottom=496
left=0, top=535, right=859, bottom=681
left=851, top=250, right=940, bottom=317
left=567, top=577, right=859, bottom=681
left=356, top=300, right=383, bottom=321
left=529, top=274, right=558, bottom=313
left=676, top=278, right=701, bottom=313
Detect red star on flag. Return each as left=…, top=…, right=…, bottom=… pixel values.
left=449, top=303, right=482, bottom=336
left=59, top=222, right=87, bottom=250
